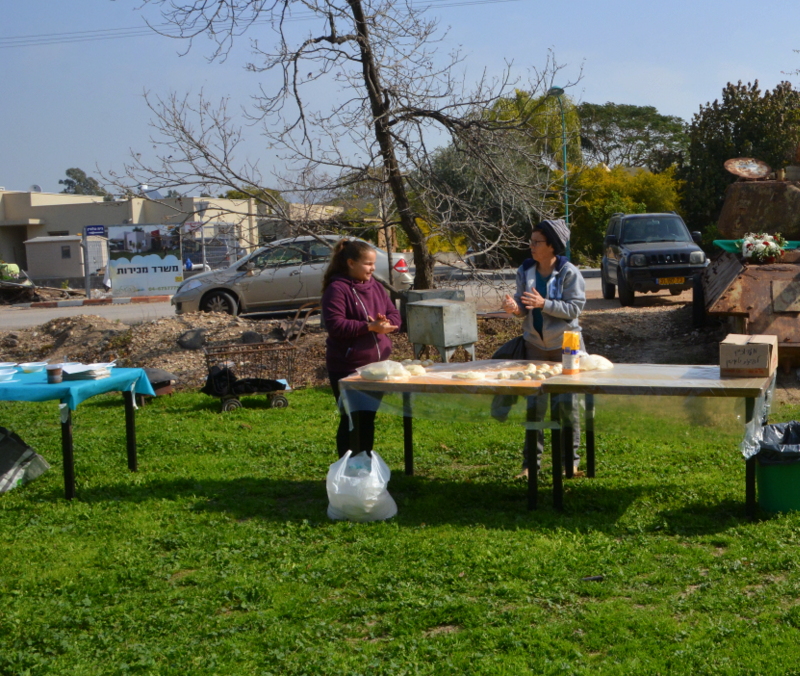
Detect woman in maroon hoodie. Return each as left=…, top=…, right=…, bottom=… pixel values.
left=322, top=239, right=401, bottom=457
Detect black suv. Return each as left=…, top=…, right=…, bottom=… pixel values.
left=601, top=212, right=707, bottom=306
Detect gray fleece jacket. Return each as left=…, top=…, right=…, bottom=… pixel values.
left=513, top=255, right=586, bottom=351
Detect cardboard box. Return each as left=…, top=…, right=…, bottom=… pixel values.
left=719, top=334, right=778, bottom=378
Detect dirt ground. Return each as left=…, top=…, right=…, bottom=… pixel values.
left=1, top=292, right=797, bottom=404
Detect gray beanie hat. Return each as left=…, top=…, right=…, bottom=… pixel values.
left=535, top=219, right=570, bottom=255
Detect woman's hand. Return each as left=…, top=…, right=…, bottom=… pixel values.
left=520, top=289, right=545, bottom=310
left=367, top=313, right=398, bottom=334
left=502, top=294, right=520, bottom=315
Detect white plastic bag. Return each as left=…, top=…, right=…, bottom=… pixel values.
left=579, top=353, right=614, bottom=371
left=326, top=450, right=398, bottom=522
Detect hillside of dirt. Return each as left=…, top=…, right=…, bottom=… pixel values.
left=1, top=302, right=797, bottom=403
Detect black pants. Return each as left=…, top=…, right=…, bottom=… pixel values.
left=329, top=371, right=379, bottom=458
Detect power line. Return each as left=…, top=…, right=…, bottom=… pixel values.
left=0, top=0, right=524, bottom=49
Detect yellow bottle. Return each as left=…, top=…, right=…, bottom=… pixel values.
left=562, top=330, right=580, bottom=375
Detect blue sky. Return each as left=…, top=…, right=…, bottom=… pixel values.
left=2, top=0, right=798, bottom=194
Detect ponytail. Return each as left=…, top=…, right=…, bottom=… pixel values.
left=322, top=238, right=374, bottom=290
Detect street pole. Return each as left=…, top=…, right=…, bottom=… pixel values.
left=82, top=234, right=92, bottom=300
left=547, top=86, right=570, bottom=260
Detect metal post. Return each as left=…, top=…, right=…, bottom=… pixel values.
left=61, top=406, right=75, bottom=500
left=546, top=86, right=570, bottom=261
left=586, top=393, right=595, bottom=478
left=556, top=96, right=570, bottom=261
left=123, top=391, right=138, bottom=472
left=82, top=228, right=92, bottom=300
left=525, top=401, right=538, bottom=510
left=563, top=395, right=575, bottom=480
left=403, top=391, right=413, bottom=475
left=745, top=396, right=757, bottom=519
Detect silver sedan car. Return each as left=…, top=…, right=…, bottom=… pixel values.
left=171, top=235, right=414, bottom=315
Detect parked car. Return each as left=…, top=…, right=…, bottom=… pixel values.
left=601, top=213, right=708, bottom=307
left=171, top=235, right=413, bottom=315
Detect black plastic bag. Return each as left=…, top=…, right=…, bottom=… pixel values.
left=201, top=366, right=238, bottom=397
left=232, top=378, right=286, bottom=394
left=757, top=422, right=800, bottom=465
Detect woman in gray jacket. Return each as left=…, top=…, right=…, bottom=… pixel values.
left=502, top=219, right=585, bottom=478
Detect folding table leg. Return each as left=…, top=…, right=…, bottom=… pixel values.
left=123, top=391, right=138, bottom=472
left=403, top=391, right=414, bottom=476
left=563, top=395, right=575, bottom=480
left=60, top=406, right=75, bottom=500
left=586, top=394, right=595, bottom=478
left=745, top=396, right=756, bottom=519
left=350, top=416, right=361, bottom=455
left=525, top=403, right=538, bottom=510
left=553, top=397, right=564, bottom=511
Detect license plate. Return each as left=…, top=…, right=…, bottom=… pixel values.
left=658, top=276, right=685, bottom=285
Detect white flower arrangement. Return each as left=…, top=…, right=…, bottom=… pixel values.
left=740, top=232, right=787, bottom=263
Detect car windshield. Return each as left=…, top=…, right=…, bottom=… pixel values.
left=620, top=217, right=691, bottom=244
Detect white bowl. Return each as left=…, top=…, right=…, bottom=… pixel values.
left=0, top=362, right=17, bottom=369
left=0, top=369, right=16, bottom=381
left=20, top=362, right=48, bottom=373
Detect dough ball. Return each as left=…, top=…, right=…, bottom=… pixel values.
left=452, top=371, right=485, bottom=380
left=360, top=360, right=409, bottom=380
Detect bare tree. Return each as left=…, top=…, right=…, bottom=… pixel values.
left=113, top=0, right=576, bottom=289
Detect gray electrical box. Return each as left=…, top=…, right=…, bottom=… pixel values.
left=406, top=298, right=478, bottom=362
left=406, top=288, right=466, bottom=304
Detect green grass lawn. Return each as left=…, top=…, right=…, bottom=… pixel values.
left=2, top=389, right=800, bottom=675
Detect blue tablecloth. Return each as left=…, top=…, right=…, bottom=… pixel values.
left=0, top=368, right=156, bottom=410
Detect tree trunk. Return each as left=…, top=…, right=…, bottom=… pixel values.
left=347, top=0, right=434, bottom=290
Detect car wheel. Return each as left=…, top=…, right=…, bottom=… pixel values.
left=201, top=290, right=238, bottom=315
left=692, top=274, right=706, bottom=328
left=669, top=288, right=683, bottom=296
left=601, top=267, right=616, bottom=300
left=618, top=273, right=635, bottom=307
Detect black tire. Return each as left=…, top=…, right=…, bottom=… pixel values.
left=669, top=288, right=682, bottom=296
left=601, top=267, right=616, bottom=300
left=618, top=273, right=635, bottom=307
left=201, top=290, right=238, bottom=315
left=692, top=274, right=706, bottom=328
left=222, top=397, right=242, bottom=412
left=269, top=394, right=289, bottom=409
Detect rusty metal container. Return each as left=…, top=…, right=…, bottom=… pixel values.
left=701, top=250, right=800, bottom=369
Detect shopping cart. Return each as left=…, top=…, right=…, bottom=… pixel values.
left=202, top=303, right=317, bottom=412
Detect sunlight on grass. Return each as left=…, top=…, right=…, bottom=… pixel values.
left=2, top=390, right=800, bottom=674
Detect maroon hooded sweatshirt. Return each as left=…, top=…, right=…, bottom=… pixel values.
left=322, top=273, right=401, bottom=373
